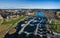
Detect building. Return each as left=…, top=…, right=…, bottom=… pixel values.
left=56, top=11, right=60, bottom=19
left=0, top=14, right=3, bottom=19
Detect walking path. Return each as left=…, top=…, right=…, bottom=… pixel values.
left=53, top=32, right=60, bottom=35
left=34, top=23, right=39, bottom=35
left=0, top=16, right=27, bottom=38
left=18, top=19, right=34, bottom=34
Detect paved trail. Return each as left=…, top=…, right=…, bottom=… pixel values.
left=18, top=19, right=34, bottom=34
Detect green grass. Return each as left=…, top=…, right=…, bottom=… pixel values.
left=51, top=20, right=60, bottom=33
left=0, top=19, right=3, bottom=25
left=2, top=16, right=26, bottom=25
left=0, top=19, right=2, bottom=22
left=0, top=15, right=26, bottom=32
left=0, top=16, right=26, bottom=38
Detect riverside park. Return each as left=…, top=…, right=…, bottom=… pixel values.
left=0, top=9, right=60, bottom=38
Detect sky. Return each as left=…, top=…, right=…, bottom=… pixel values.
left=0, top=0, right=60, bottom=9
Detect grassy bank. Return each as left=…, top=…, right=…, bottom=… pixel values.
left=2, top=16, right=24, bottom=25
left=0, top=19, right=3, bottom=25
left=0, top=15, right=26, bottom=31
left=51, top=20, right=60, bottom=33
left=0, top=15, right=26, bottom=38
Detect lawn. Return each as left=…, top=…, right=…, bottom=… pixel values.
left=0, top=15, right=26, bottom=38
left=0, top=15, right=26, bottom=31
left=51, top=20, right=60, bottom=33
left=2, top=15, right=25, bottom=25
left=0, top=19, right=2, bottom=23
left=0, top=19, right=3, bottom=25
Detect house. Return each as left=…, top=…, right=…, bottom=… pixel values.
left=26, top=10, right=35, bottom=16
left=0, top=14, right=3, bottom=19
left=56, top=11, right=60, bottom=19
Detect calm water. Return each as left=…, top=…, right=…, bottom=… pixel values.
left=36, top=12, right=45, bottom=17
left=4, top=12, right=47, bottom=38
